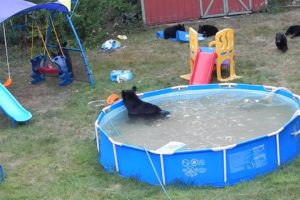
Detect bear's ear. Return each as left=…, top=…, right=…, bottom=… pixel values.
left=121, top=90, right=126, bottom=98
left=62, top=41, right=68, bottom=47
left=50, top=51, right=57, bottom=57
left=132, top=86, right=137, bottom=92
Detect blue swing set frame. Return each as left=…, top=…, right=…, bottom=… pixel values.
left=1, top=1, right=94, bottom=86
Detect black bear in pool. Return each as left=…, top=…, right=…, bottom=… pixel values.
left=121, top=86, right=170, bottom=118
left=163, top=24, right=185, bottom=39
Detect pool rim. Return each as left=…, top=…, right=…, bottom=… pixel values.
left=96, top=83, right=300, bottom=154
left=95, top=83, right=300, bottom=187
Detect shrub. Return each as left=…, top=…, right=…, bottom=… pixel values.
left=5, top=0, right=142, bottom=47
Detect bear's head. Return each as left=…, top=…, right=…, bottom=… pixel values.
left=50, top=41, right=68, bottom=57
left=121, top=86, right=138, bottom=104
left=177, top=24, right=185, bottom=31
left=61, top=41, right=68, bottom=47
left=198, top=25, right=205, bottom=35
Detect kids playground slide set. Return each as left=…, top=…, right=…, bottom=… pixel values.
left=0, top=83, right=32, bottom=124
left=188, top=28, right=239, bottom=85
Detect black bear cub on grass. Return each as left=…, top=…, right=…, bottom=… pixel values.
left=198, top=25, right=218, bottom=37
left=121, top=86, right=170, bottom=118
left=275, top=32, right=288, bottom=53
left=285, top=25, right=300, bottom=38
left=163, top=24, right=185, bottom=39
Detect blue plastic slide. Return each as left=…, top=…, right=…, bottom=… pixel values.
left=0, top=83, right=32, bottom=123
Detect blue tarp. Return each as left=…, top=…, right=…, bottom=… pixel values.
left=156, top=30, right=206, bottom=43
left=0, top=0, right=68, bottom=23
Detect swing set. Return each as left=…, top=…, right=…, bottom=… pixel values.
left=0, top=0, right=94, bottom=87
left=30, top=16, right=73, bottom=86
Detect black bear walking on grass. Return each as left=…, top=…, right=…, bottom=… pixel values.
left=163, top=24, right=185, bottom=39
left=285, top=25, right=300, bottom=38
left=275, top=32, right=288, bottom=53
left=121, top=86, right=170, bottom=118
left=198, top=25, right=218, bottom=37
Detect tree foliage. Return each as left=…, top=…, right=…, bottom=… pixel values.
left=2, top=0, right=141, bottom=47
left=30, top=0, right=142, bottom=47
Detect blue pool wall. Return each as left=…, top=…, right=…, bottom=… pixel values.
left=95, top=83, right=300, bottom=187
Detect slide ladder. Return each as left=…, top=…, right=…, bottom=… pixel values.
left=209, top=28, right=240, bottom=82
left=180, top=28, right=199, bottom=80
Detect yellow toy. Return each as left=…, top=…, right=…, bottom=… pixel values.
left=180, top=27, right=198, bottom=81
left=180, top=28, right=240, bottom=83
left=209, top=28, right=240, bottom=82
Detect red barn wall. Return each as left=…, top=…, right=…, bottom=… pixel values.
left=142, top=0, right=200, bottom=25
left=142, top=0, right=266, bottom=25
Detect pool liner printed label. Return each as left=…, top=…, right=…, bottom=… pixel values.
left=229, top=145, right=267, bottom=173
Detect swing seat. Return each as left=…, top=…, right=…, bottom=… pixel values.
left=36, top=65, right=59, bottom=75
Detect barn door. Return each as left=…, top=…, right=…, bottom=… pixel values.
left=142, top=0, right=200, bottom=25
left=200, top=0, right=227, bottom=18
left=200, top=0, right=253, bottom=18
left=227, top=0, right=252, bottom=15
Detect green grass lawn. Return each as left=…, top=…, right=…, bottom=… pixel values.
left=1, top=8, right=300, bottom=200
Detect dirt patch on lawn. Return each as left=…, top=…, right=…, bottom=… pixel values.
left=0, top=54, right=76, bottom=115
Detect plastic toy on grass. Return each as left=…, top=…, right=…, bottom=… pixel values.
left=106, top=94, right=120, bottom=105
left=100, top=40, right=121, bottom=52
left=117, top=35, right=127, bottom=40
left=176, top=30, right=205, bottom=43
left=110, top=70, right=133, bottom=83
left=181, top=27, right=240, bottom=84
left=156, top=30, right=205, bottom=43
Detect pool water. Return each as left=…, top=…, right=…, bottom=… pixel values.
left=101, top=89, right=298, bottom=150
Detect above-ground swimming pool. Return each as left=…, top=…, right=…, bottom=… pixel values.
left=95, top=83, right=300, bottom=187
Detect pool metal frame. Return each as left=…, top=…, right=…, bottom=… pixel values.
left=95, top=83, right=300, bottom=187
